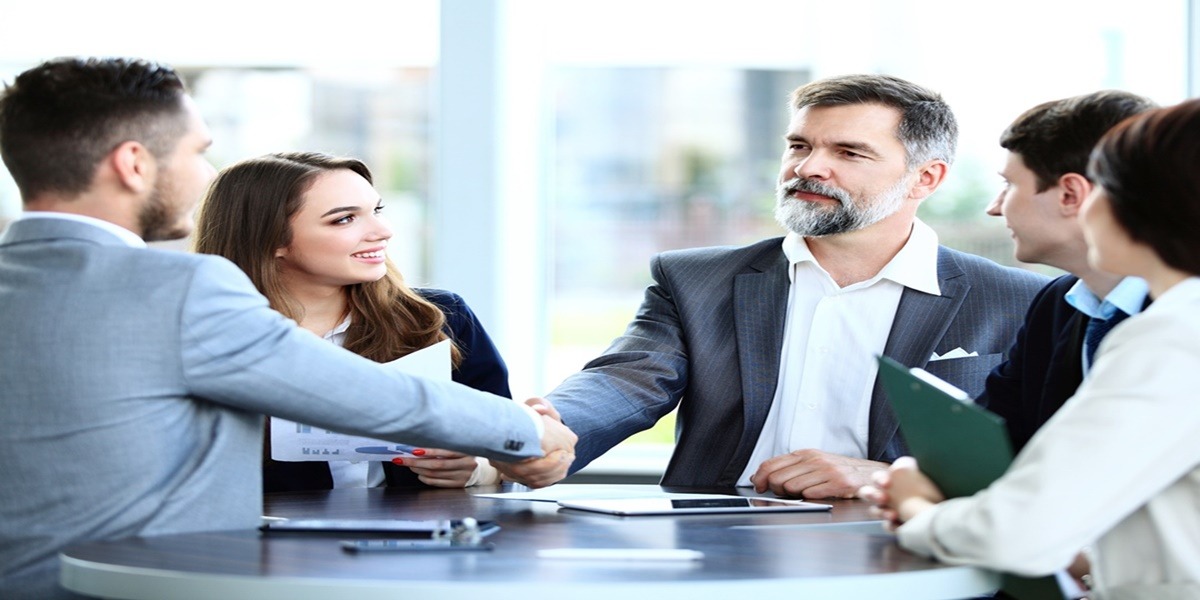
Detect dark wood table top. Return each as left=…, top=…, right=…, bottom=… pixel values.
left=60, top=484, right=999, bottom=599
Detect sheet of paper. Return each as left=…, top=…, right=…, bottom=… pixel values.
left=474, top=483, right=739, bottom=503
left=270, top=340, right=452, bottom=462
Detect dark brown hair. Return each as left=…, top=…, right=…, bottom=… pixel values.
left=193, top=151, right=461, bottom=365
left=1001, top=90, right=1156, bottom=192
left=0, top=57, right=188, bottom=200
left=1088, top=98, right=1200, bottom=275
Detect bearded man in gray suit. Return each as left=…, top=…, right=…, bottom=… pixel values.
left=0, top=57, right=575, bottom=599
left=544, top=74, right=1048, bottom=498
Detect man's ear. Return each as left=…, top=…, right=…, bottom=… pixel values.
left=908, top=160, right=949, bottom=201
left=1057, top=173, right=1092, bottom=217
left=109, top=141, right=155, bottom=194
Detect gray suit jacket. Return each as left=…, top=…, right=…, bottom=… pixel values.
left=0, top=218, right=540, bottom=597
left=549, top=236, right=1048, bottom=486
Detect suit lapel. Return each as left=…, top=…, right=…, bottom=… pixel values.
left=721, top=248, right=790, bottom=482
left=868, top=247, right=968, bottom=460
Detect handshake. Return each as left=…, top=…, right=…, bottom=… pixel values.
left=490, top=398, right=578, bottom=489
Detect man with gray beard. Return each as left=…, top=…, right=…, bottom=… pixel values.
left=775, top=171, right=910, bottom=237
left=541, top=74, right=1048, bottom=498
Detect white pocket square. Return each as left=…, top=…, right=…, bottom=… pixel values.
left=929, top=347, right=978, bottom=361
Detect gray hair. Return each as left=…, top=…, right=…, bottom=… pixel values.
left=790, top=74, right=958, bottom=168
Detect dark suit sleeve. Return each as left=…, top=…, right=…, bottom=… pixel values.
left=421, top=289, right=512, bottom=399
left=975, top=293, right=1042, bottom=451
left=546, top=254, right=690, bottom=473
left=976, top=275, right=1082, bottom=453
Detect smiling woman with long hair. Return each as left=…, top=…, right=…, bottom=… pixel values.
left=860, top=99, right=1200, bottom=599
left=194, top=151, right=509, bottom=491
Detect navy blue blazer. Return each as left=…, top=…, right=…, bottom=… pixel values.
left=976, top=275, right=1085, bottom=454
left=979, top=274, right=1152, bottom=454
left=263, top=288, right=511, bottom=493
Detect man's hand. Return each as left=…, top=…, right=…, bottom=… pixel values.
left=750, top=449, right=888, bottom=499
left=491, top=398, right=576, bottom=488
left=524, top=397, right=562, bottom=421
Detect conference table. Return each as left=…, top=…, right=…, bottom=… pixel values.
left=59, top=484, right=1000, bottom=599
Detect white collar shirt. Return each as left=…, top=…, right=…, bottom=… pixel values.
left=18, top=211, right=147, bottom=248
left=319, top=316, right=388, bottom=489
left=737, top=219, right=941, bottom=486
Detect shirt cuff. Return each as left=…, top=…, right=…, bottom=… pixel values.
left=517, top=400, right=545, bottom=439
left=465, top=457, right=502, bottom=487
left=895, top=501, right=942, bottom=558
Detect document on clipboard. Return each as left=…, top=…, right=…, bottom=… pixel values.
left=270, top=340, right=452, bottom=462
left=876, top=355, right=1013, bottom=499
left=877, top=355, right=1066, bottom=600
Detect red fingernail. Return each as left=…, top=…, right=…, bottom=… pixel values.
left=412, top=448, right=426, bottom=457
left=392, top=458, right=405, bottom=465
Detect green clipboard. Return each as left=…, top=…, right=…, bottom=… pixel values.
left=876, top=355, right=1065, bottom=600
left=876, top=355, right=1013, bottom=498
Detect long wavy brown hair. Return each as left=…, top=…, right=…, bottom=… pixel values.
left=193, top=151, right=461, bottom=366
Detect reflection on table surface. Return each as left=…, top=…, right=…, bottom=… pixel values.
left=59, top=484, right=1000, bottom=600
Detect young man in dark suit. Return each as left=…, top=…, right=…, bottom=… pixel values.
left=978, top=90, right=1157, bottom=452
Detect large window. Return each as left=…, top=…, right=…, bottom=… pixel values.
left=0, top=0, right=440, bottom=278
left=179, top=68, right=435, bottom=279
left=0, top=0, right=1193, bottom=477
left=537, top=0, right=1191, bottom=470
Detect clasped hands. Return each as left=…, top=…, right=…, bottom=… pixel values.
left=856, top=456, right=945, bottom=530
left=490, top=398, right=577, bottom=488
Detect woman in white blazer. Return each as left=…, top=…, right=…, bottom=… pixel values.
left=860, top=98, right=1200, bottom=600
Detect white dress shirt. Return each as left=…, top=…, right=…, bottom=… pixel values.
left=737, top=220, right=941, bottom=486
left=897, top=277, right=1200, bottom=599
left=317, top=318, right=388, bottom=488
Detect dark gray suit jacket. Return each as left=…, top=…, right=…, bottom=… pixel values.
left=549, top=237, right=1048, bottom=486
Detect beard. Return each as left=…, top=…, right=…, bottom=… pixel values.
left=773, top=175, right=910, bottom=237
left=138, top=169, right=192, bottom=242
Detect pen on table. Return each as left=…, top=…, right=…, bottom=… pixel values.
left=537, top=549, right=704, bottom=561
